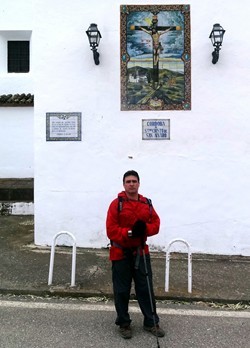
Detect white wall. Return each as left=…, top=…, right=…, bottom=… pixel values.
left=0, top=108, right=34, bottom=177
left=0, top=1, right=33, bottom=93
left=2, top=0, right=250, bottom=255
left=0, top=1, right=34, bottom=178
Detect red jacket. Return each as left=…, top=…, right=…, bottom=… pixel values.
left=106, top=191, right=160, bottom=260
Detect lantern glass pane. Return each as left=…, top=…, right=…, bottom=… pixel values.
left=214, top=33, right=221, bottom=43
left=90, top=35, right=97, bottom=42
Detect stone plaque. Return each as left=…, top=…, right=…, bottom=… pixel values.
left=46, top=112, right=81, bottom=141
left=142, top=119, right=170, bottom=140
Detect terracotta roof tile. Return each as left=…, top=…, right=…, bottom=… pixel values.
left=0, top=94, right=34, bottom=106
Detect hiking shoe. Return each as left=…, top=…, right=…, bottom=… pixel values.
left=119, top=325, right=132, bottom=339
left=143, top=324, right=165, bottom=337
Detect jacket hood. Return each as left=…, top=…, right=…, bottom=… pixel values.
left=118, top=191, right=145, bottom=202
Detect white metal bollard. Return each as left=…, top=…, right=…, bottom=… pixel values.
left=165, top=238, right=192, bottom=293
left=48, top=231, right=77, bottom=287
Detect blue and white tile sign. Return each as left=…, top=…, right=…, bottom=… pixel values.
left=142, top=119, right=170, bottom=140
left=46, top=112, right=82, bottom=141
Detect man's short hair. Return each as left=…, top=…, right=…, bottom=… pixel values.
left=123, top=170, right=140, bottom=183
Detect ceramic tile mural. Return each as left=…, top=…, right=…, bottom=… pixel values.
left=120, top=4, right=191, bottom=111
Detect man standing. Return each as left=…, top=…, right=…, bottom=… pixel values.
left=106, top=170, right=165, bottom=339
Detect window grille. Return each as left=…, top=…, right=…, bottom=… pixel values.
left=8, top=41, right=30, bottom=73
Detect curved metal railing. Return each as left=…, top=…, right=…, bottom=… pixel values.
left=165, top=238, right=192, bottom=293
left=48, top=231, right=76, bottom=287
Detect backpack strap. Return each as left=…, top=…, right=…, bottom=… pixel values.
left=118, top=196, right=152, bottom=215
left=118, top=196, right=123, bottom=213
left=145, top=198, right=152, bottom=215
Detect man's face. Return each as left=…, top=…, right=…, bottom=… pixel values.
left=123, top=175, right=140, bottom=195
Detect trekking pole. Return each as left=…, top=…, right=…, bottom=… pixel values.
left=141, top=245, right=160, bottom=348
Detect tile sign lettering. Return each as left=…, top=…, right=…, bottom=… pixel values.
left=142, top=119, right=170, bottom=140
left=46, top=112, right=81, bottom=141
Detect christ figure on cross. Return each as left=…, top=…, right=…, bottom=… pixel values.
left=139, top=26, right=171, bottom=66
left=130, top=16, right=181, bottom=86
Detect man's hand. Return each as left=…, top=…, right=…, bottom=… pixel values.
left=131, top=220, right=146, bottom=238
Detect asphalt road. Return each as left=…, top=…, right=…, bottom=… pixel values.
left=0, top=295, right=250, bottom=348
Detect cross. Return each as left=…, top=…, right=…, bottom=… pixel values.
left=130, top=15, right=181, bottom=87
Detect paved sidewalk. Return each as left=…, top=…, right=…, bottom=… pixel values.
left=0, top=215, right=250, bottom=303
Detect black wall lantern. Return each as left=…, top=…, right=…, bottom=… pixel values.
left=86, top=23, right=102, bottom=65
left=209, top=23, right=226, bottom=64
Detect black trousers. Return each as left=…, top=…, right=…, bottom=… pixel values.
left=112, top=252, right=159, bottom=327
